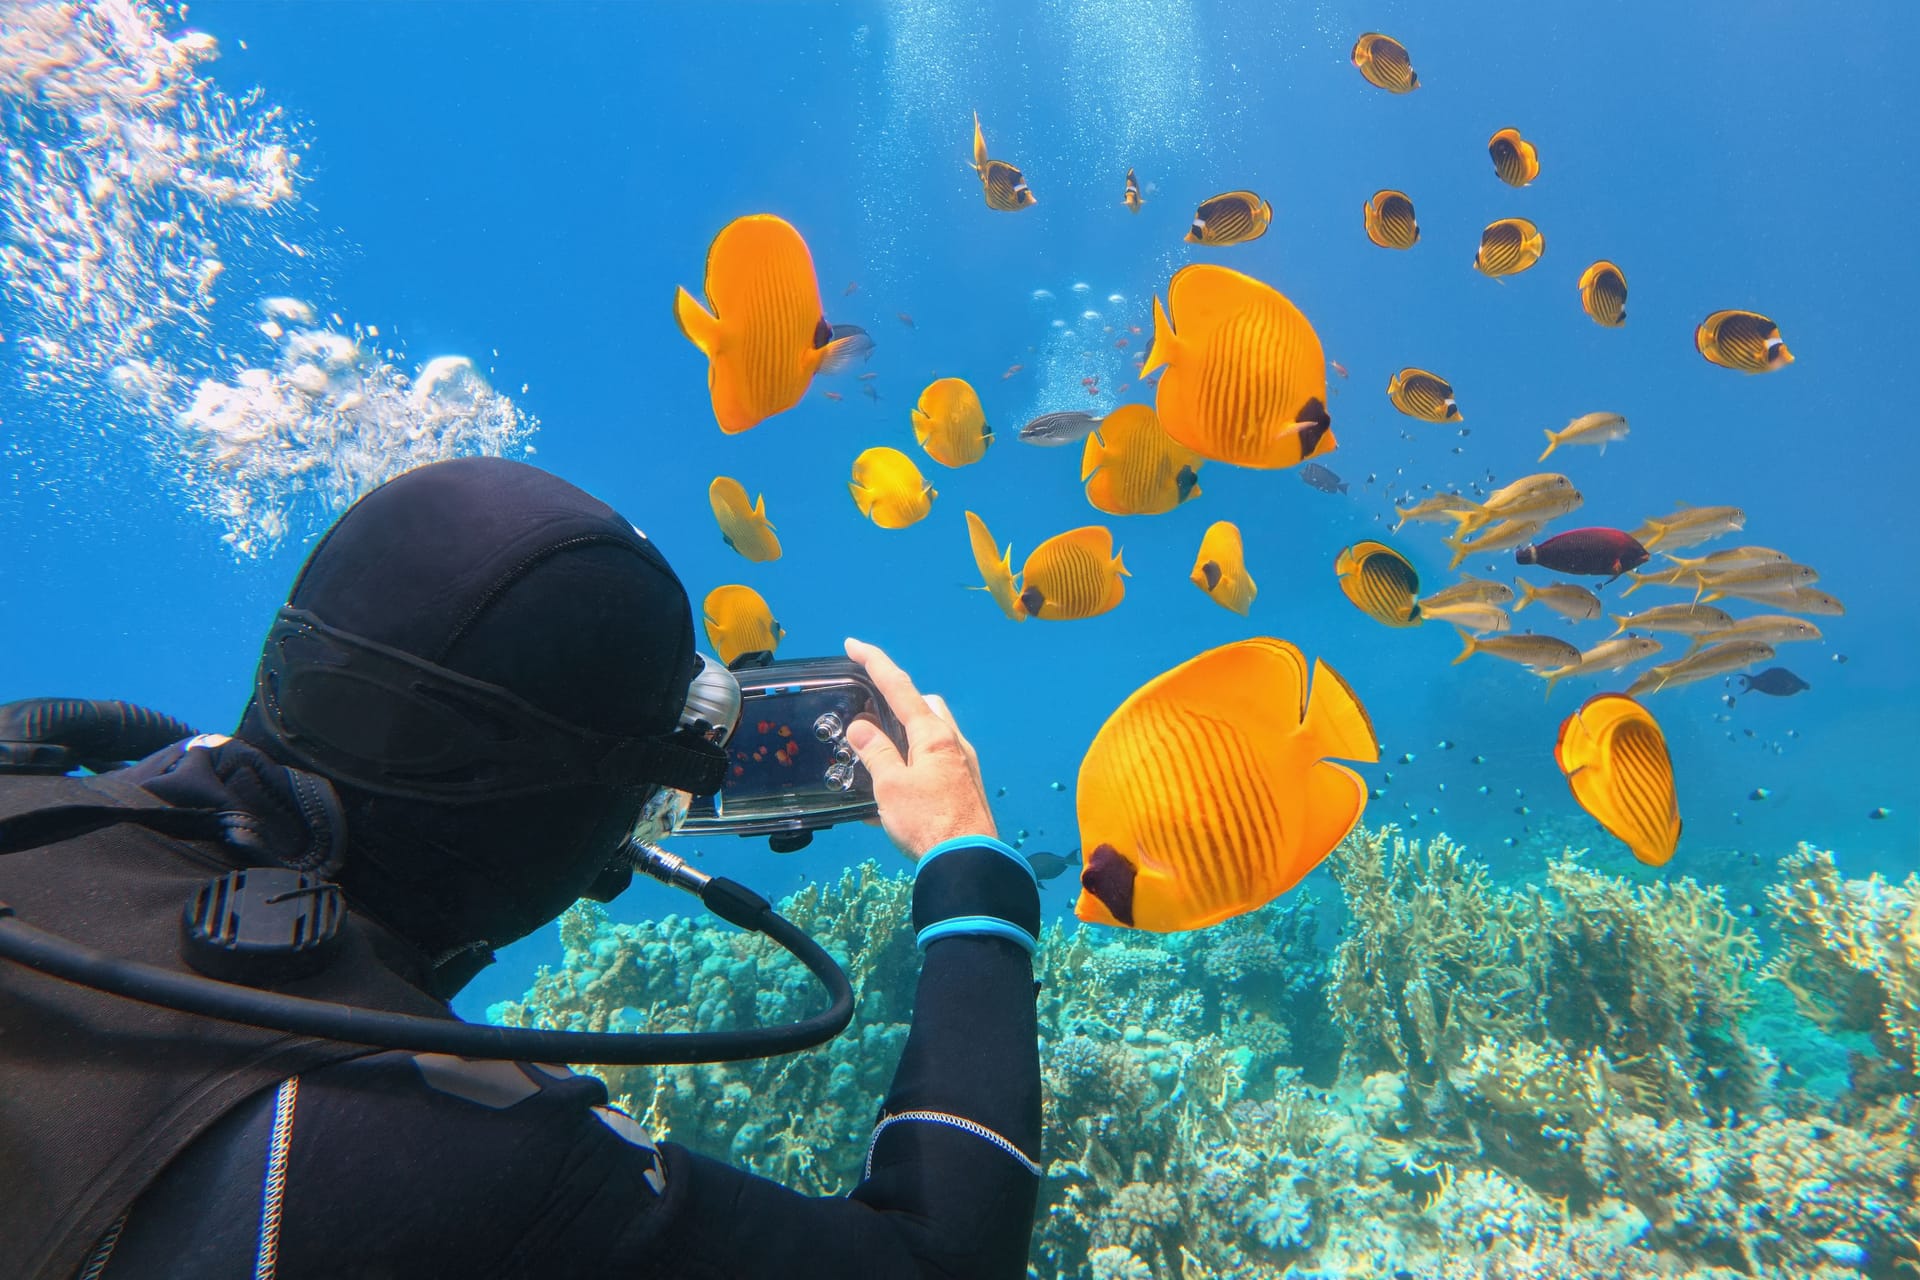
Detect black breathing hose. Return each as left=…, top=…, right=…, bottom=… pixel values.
left=0, top=881, right=854, bottom=1064
left=0, top=699, right=201, bottom=775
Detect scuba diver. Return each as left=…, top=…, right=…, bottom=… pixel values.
left=0, top=457, right=1042, bottom=1279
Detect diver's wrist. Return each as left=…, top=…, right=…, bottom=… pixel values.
left=912, top=838, right=1041, bottom=954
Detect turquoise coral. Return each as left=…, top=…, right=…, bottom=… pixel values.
left=492, top=835, right=1920, bottom=1278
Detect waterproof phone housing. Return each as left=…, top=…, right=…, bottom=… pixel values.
left=678, top=655, right=904, bottom=847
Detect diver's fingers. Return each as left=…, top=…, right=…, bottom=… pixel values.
left=845, top=637, right=948, bottom=753
left=925, top=694, right=982, bottom=773
left=845, top=715, right=905, bottom=783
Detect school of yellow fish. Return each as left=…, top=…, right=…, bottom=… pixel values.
left=672, top=34, right=1822, bottom=928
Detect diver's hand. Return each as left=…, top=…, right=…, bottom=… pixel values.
left=843, top=637, right=996, bottom=861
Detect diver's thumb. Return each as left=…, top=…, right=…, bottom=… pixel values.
left=845, top=716, right=903, bottom=779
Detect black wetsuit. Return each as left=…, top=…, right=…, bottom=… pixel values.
left=0, top=745, right=1042, bottom=1279
left=104, top=926, right=1042, bottom=1279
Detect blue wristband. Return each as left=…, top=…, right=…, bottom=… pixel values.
left=912, top=837, right=1042, bottom=955
left=917, top=835, right=1036, bottom=885
left=916, top=916, right=1038, bottom=955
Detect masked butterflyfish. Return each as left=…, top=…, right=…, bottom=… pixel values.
left=1386, top=368, right=1461, bottom=423
left=1578, top=262, right=1627, bottom=327
left=1352, top=33, right=1418, bottom=93
left=1474, top=218, right=1544, bottom=278
left=1696, top=310, right=1792, bottom=372
left=1018, top=526, right=1128, bottom=620
left=1363, top=189, right=1419, bottom=250
left=971, top=111, right=1036, bottom=211
left=964, top=510, right=1025, bottom=621
left=1555, top=694, right=1681, bottom=867
left=1124, top=168, right=1144, bottom=213
left=1074, top=637, right=1380, bottom=932
left=1335, top=540, right=1422, bottom=627
left=1189, top=521, right=1255, bottom=615
left=912, top=378, right=993, bottom=468
left=1081, top=404, right=1203, bottom=516
left=848, top=446, right=937, bottom=530
left=703, top=584, right=786, bottom=667
left=1142, top=265, right=1333, bottom=470
left=1186, top=191, right=1272, bottom=247
left=708, top=476, right=782, bottom=563
left=673, top=215, right=872, bottom=435
left=1488, top=128, right=1541, bottom=187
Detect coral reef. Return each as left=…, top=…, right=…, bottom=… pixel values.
left=493, top=835, right=1920, bottom=1279
left=1762, top=845, right=1920, bottom=1100
left=490, top=860, right=916, bottom=1195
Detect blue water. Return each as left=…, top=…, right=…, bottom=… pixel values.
left=4, top=0, right=1915, bottom=1033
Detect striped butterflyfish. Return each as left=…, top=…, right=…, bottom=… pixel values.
left=1141, top=264, right=1334, bottom=470
left=1554, top=693, right=1681, bottom=867
left=1335, top=540, right=1423, bottom=627
left=1578, top=261, right=1627, bottom=327
left=673, top=215, right=873, bottom=434
left=1185, top=190, right=1272, bottom=246
left=1074, top=638, right=1379, bottom=931
left=1017, top=525, right=1128, bottom=621
left=1081, top=404, right=1203, bottom=517
left=1488, top=128, right=1540, bottom=187
left=1363, top=189, right=1419, bottom=250
left=1474, top=217, right=1544, bottom=277
left=1695, top=310, right=1792, bottom=373
left=1352, top=33, right=1418, bottom=93
left=1386, top=367, right=1461, bottom=422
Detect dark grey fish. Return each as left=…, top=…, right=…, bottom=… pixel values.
left=1737, top=668, right=1809, bottom=698
left=1017, top=411, right=1102, bottom=447
left=1025, top=848, right=1081, bottom=884
left=1301, top=462, right=1348, bottom=495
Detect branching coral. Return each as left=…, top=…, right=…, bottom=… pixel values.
left=1540, top=857, right=1767, bottom=1120
left=1763, top=845, right=1920, bottom=1095
left=1328, top=827, right=1543, bottom=1098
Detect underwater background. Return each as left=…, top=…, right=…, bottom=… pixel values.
left=2, top=2, right=1915, bottom=1276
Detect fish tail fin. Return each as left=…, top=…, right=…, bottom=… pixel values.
left=1391, top=507, right=1410, bottom=532
left=1444, top=536, right=1470, bottom=572
left=1620, top=576, right=1645, bottom=597
left=1447, top=504, right=1490, bottom=538
left=1513, top=579, right=1536, bottom=612
left=1683, top=636, right=1706, bottom=657
left=1607, top=614, right=1629, bottom=637
left=1537, top=429, right=1558, bottom=462
left=971, top=110, right=988, bottom=173
left=1450, top=627, right=1478, bottom=666
left=847, top=482, right=872, bottom=519
left=673, top=286, right=721, bottom=355
left=1304, top=659, right=1379, bottom=762
left=1638, top=520, right=1667, bottom=549
left=1542, top=668, right=1564, bottom=699
left=815, top=326, right=874, bottom=375
left=1112, top=548, right=1130, bottom=578
left=1140, top=296, right=1174, bottom=378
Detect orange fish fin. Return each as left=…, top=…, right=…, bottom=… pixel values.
left=1140, top=295, right=1175, bottom=378
left=673, top=286, right=722, bottom=356
left=1304, top=659, right=1378, bottom=762
left=1291, top=760, right=1368, bottom=885
left=971, top=110, right=988, bottom=173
